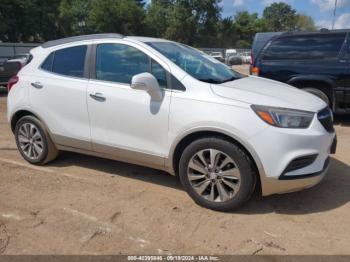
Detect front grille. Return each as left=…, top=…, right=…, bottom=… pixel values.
left=318, top=107, right=334, bottom=133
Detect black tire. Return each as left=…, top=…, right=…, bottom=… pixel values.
left=15, top=115, right=58, bottom=165
left=179, top=137, right=257, bottom=212
left=303, top=88, right=330, bottom=106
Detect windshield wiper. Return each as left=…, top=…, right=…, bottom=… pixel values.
left=198, top=76, right=238, bottom=84
left=198, top=78, right=222, bottom=84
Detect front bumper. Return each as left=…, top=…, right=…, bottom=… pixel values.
left=260, top=160, right=329, bottom=195
left=247, top=114, right=336, bottom=196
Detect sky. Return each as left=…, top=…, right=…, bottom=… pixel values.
left=145, top=0, right=350, bottom=29
left=221, top=0, right=350, bottom=29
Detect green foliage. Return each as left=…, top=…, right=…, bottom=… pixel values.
left=263, top=2, right=296, bottom=31
left=58, top=0, right=91, bottom=36
left=217, top=17, right=237, bottom=48
left=88, top=0, right=145, bottom=35
left=144, top=0, right=173, bottom=38
left=165, top=0, right=221, bottom=46
left=0, top=0, right=317, bottom=47
left=0, top=0, right=61, bottom=42
left=295, top=14, right=316, bottom=31
left=232, top=11, right=268, bottom=48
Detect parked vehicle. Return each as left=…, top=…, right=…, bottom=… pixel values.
left=227, top=54, right=243, bottom=65
left=225, top=49, right=237, bottom=58
left=7, top=34, right=336, bottom=211
left=244, top=51, right=252, bottom=64
left=251, top=29, right=350, bottom=114
left=209, top=51, right=225, bottom=62
left=0, top=53, right=31, bottom=86
left=250, top=32, right=283, bottom=67
left=237, top=51, right=251, bottom=64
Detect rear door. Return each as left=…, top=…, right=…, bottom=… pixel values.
left=30, top=44, right=92, bottom=150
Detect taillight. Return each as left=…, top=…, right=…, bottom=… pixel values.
left=250, top=53, right=254, bottom=65
left=251, top=67, right=260, bottom=76
left=7, top=75, right=19, bottom=92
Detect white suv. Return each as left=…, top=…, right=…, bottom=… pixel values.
left=7, top=34, right=337, bottom=211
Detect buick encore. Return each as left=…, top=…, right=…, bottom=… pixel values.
left=7, top=34, right=337, bottom=211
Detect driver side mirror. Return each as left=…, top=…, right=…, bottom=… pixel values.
left=131, top=72, right=163, bottom=101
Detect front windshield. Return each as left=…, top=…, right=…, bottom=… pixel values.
left=146, top=42, right=243, bottom=84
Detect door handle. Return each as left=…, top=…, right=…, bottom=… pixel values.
left=31, top=82, right=43, bottom=89
left=90, top=92, right=106, bottom=102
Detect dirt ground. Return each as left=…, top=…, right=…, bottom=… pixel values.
left=0, top=79, right=350, bottom=255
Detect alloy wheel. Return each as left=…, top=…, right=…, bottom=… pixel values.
left=18, top=123, right=44, bottom=160
left=187, top=149, right=241, bottom=202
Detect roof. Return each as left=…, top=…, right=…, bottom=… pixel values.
left=126, top=36, right=171, bottom=43
left=281, top=28, right=350, bottom=36
left=41, top=33, right=124, bottom=48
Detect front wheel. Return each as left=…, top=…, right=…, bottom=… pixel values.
left=179, top=137, right=257, bottom=211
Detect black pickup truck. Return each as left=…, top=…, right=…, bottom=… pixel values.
left=0, top=54, right=31, bottom=88
left=251, top=29, right=350, bottom=114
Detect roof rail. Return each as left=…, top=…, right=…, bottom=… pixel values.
left=41, top=33, right=124, bottom=48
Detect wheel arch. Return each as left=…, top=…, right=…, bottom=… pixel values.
left=169, top=128, right=266, bottom=192
left=10, top=109, right=50, bottom=136
left=287, top=76, right=335, bottom=107
left=10, top=109, right=39, bottom=133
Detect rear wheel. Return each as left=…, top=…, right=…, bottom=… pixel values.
left=15, top=116, right=58, bottom=165
left=179, top=137, right=257, bottom=211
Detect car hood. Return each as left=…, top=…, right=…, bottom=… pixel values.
left=211, top=76, right=326, bottom=112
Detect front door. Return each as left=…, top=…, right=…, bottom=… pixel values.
left=87, top=42, right=171, bottom=169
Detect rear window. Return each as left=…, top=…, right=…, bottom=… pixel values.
left=263, top=33, right=347, bottom=60
left=41, top=45, right=87, bottom=77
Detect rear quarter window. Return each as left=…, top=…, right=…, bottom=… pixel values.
left=41, top=52, right=54, bottom=71
left=40, top=45, right=87, bottom=78
left=263, top=33, right=347, bottom=60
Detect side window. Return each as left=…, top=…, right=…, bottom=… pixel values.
left=151, top=59, right=167, bottom=88
left=96, top=43, right=149, bottom=84
left=41, top=52, right=54, bottom=71
left=263, top=33, right=347, bottom=60
left=170, top=75, right=186, bottom=91
left=52, top=45, right=87, bottom=77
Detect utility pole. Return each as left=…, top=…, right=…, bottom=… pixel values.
left=332, top=0, right=338, bottom=29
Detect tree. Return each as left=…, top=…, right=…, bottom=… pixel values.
left=0, top=0, right=61, bottom=42
left=0, top=0, right=23, bottom=42
left=145, top=0, right=173, bottom=38
left=232, top=11, right=267, bottom=48
left=164, top=0, right=221, bottom=47
left=88, top=0, right=146, bottom=35
left=134, top=0, right=146, bottom=7
left=0, top=0, right=317, bottom=47
left=295, top=14, right=316, bottom=31
left=217, top=18, right=237, bottom=48
left=58, top=0, right=92, bottom=36
left=263, top=2, right=296, bottom=31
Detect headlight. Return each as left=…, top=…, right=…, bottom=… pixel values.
left=251, top=105, right=315, bottom=128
